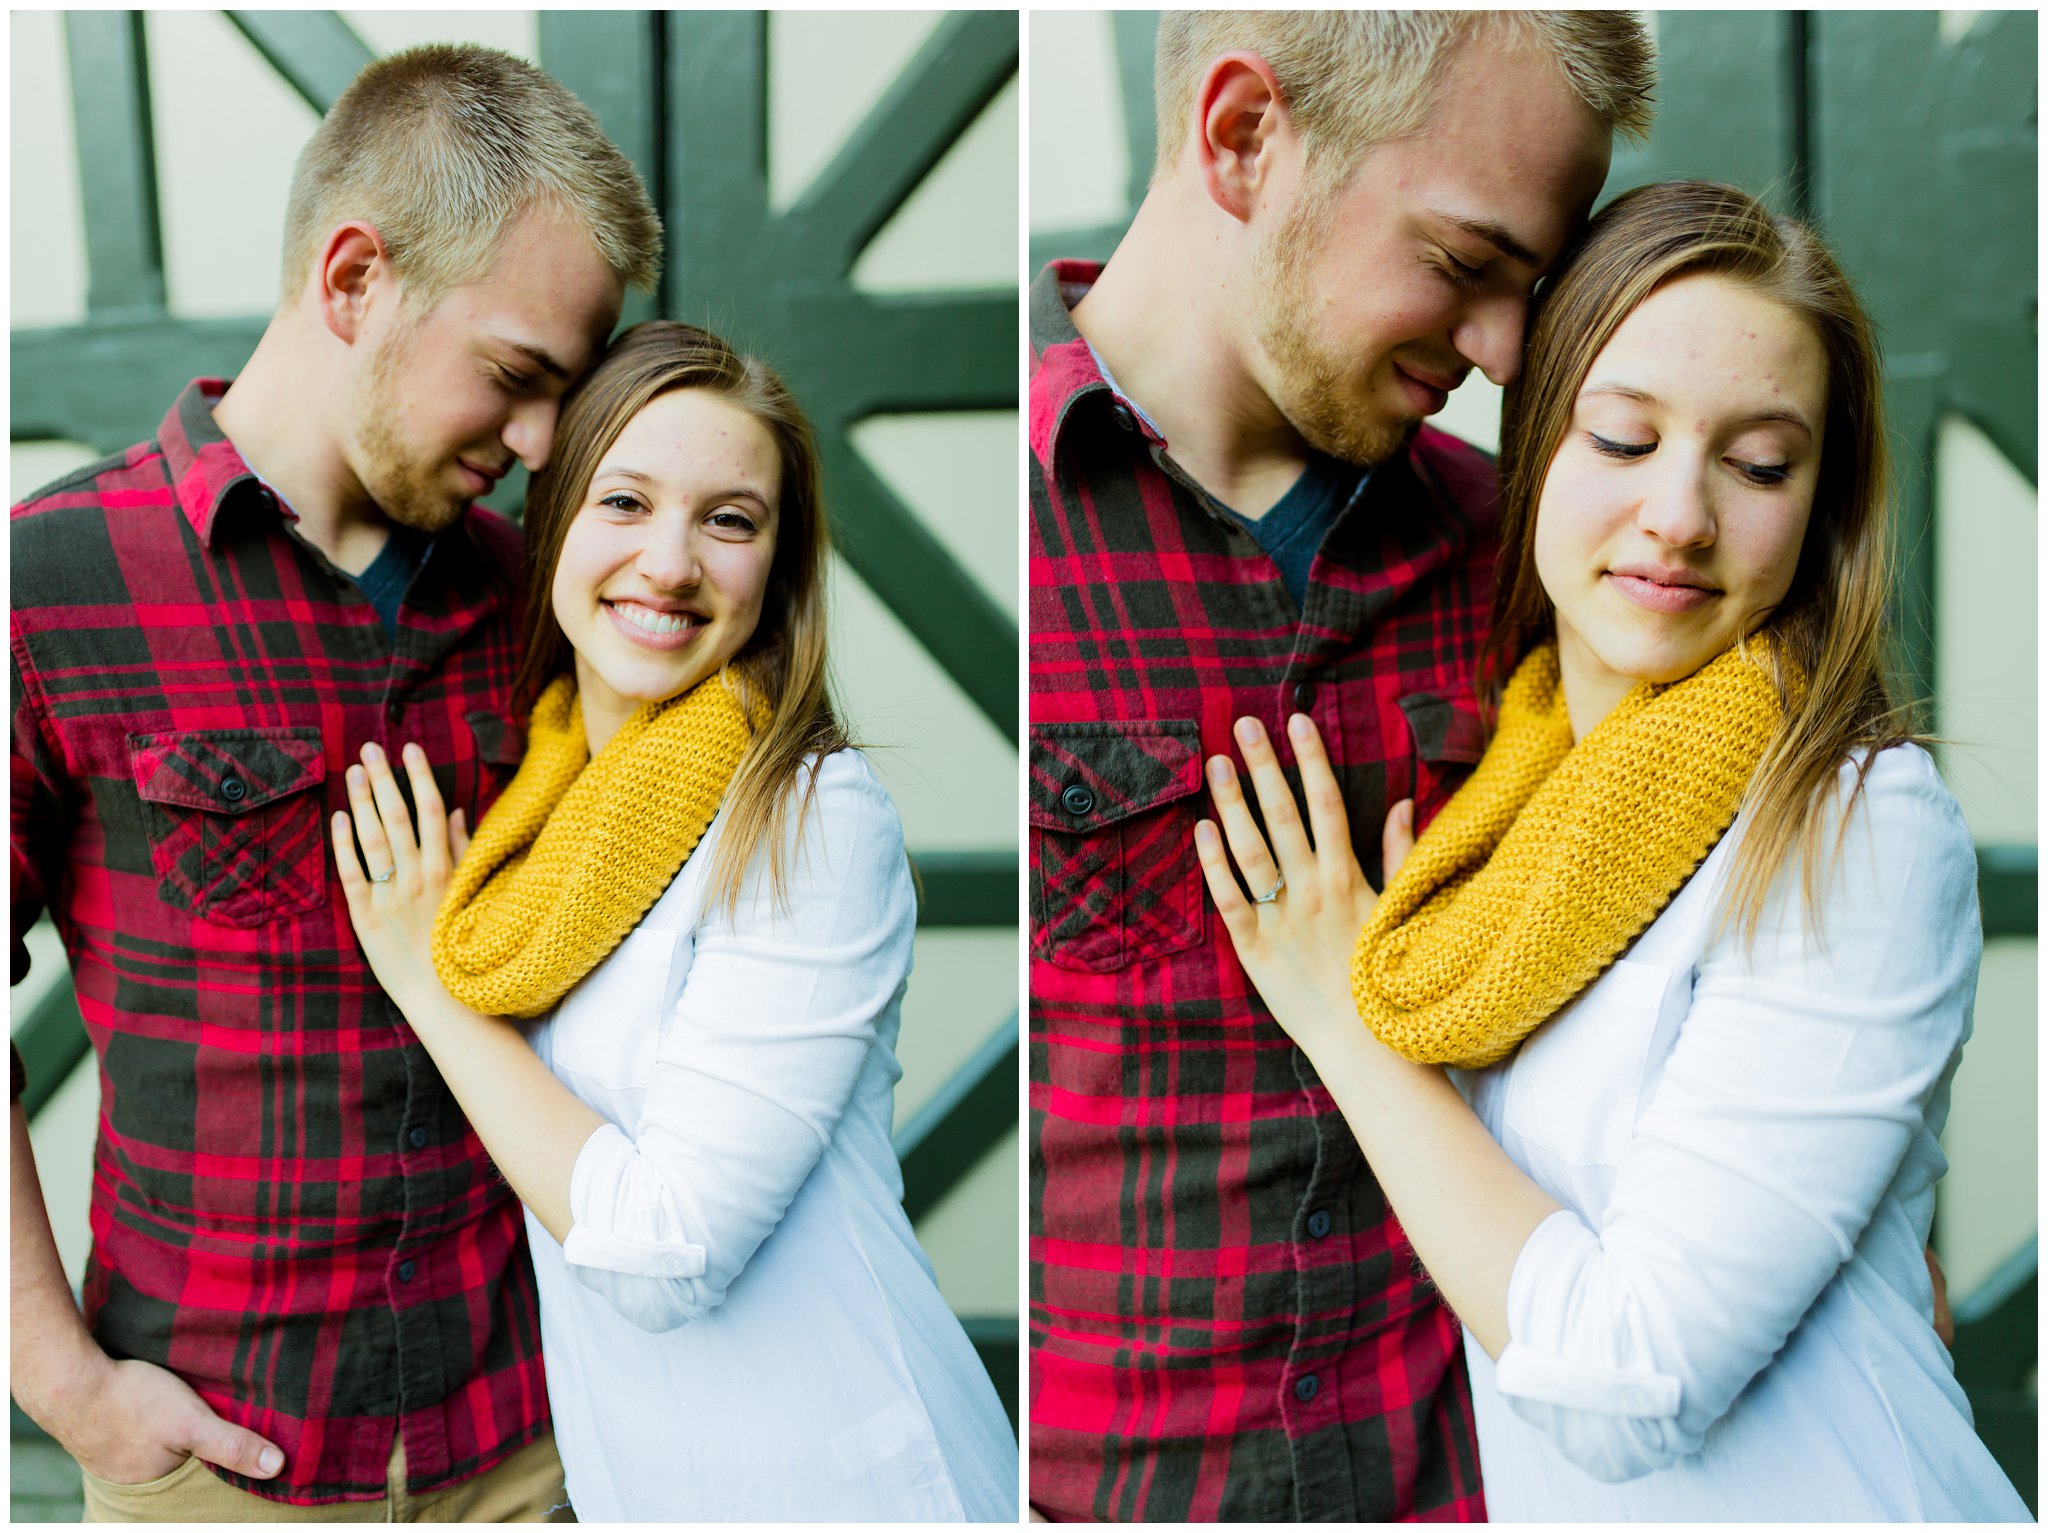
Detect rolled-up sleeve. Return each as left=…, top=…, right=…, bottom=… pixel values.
left=1495, top=748, right=1978, bottom=1481
left=561, top=753, right=916, bottom=1332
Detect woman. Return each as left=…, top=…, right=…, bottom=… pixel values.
left=1193, top=182, right=2028, bottom=1520
left=330, top=321, right=1017, bottom=1522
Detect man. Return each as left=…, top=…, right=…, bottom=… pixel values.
left=1028, top=13, right=1652, bottom=1520
left=11, top=44, right=661, bottom=1519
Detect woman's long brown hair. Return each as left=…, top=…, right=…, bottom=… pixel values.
left=1491, top=180, right=1915, bottom=944
left=513, top=320, right=848, bottom=917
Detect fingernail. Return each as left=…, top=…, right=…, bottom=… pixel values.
left=1289, top=712, right=1312, bottom=738
left=1194, top=819, right=1215, bottom=849
left=1207, top=755, right=1231, bottom=784
left=362, top=743, right=383, bottom=763
left=1233, top=717, right=1260, bottom=746
left=346, top=765, right=365, bottom=788
left=258, top=1447, right=282, bottom=1474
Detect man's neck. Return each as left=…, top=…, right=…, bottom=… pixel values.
left=1068, top=196, right=1311, bottom=519
left=211, top=322, right=395, bottom=577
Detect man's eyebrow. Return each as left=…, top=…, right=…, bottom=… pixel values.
left=498, top=339, right=570, bottom=381
left=1435, top=211, right=1543, bottom=270
left=1582, top=382, right=1816, bottom=437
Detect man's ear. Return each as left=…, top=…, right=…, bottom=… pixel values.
left=315, top=222, right=392, bottom=346
left=1194, top=52, right=1294, bottom=225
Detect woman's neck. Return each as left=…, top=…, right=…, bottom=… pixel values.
left=1554, top=629, right=1635, bottom=745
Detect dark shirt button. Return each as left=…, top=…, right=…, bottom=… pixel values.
left=1294, top=1373, right=1320, bottom=1403
left=397, top=1259, right=417, bottom=1283
left=407, top=1125, right=429, bottom=1151
left=1061, top=783, right=1096, bottom=818
left=1109, top=401, right=1138, bottom=432
left=385, top=700, right=404, bottom=725
left=1292, top=681, right=1316, bottom=713
left=1306, top=1208, right=1333, bottom=1240
left=219, top=776, right=248, bottom=803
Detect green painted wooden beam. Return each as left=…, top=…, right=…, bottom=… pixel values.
left=12, top=978, right=89, bottom=1123
left=1112, top=10, right=1161, bottom=211
left=895, top=1013, right=1018, bottom=1224
left=960, top=1315, right=1020, bottom=1429
left=12, top=317, right=264, bottom=453
left=783, top=12, right=1015, bottom=279
left=1951, top=1237, right=2038, bottom=1512
left=65, top=12, right=166, bottom=319
left=818, top=438, right=1018, bottom=745
left=1976, top=844, right=2037, bottom=941
left=225, top=11, right=374, bottom=116
left=915, top=852, right=1016, bottom=928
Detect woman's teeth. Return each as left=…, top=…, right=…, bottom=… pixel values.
left=615, top=604, right=695, bottom=636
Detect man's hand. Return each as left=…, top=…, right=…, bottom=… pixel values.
left=37, top=1353, right=284, bottom=1486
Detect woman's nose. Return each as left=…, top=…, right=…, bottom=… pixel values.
left=1635, top=457, right=1717, bottom=548
left=636, top=520, right=701, bottom=588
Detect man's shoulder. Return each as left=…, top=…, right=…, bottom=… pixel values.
left=1407, top=424, right=1500, bottom=533
left=11, top=438, right=167, bottom=524
left=11, top=439, right=179, bottom=589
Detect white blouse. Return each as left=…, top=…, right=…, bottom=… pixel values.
left=1456, top=745, right=2029, bottom=1521
left=521, top=749, right=1017, bottom=1522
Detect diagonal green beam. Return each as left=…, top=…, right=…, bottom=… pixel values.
left=914, top=852, right=1017, bottom=928
left=65, top=12, right=166, bottom=318
left=894, top=1012, right=1018, bottom=1223
left=225, top=11, right=374, bottom=115
left=818, top=439, right=1018, bottom=744
left=1112, top=11, right=1162, bottom=211
left=780, top=11, right=1016, bottom=279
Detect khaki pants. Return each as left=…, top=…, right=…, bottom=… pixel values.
left=81, top=1431, right=573, bottom=1523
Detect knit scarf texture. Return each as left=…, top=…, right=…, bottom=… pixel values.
left=1350, top=640, right=1789, bottom=1070
left=432, top=672, right=761, bottom=1019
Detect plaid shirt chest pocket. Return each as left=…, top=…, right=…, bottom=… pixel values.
left=1029, top=720, right=1204, bottom=973
left=126, top=728, right=328, bottom=927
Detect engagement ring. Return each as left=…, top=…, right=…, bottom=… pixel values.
left=1254, top=873, right=1285, bottom=904
left=370, top=868, right=396, bottom=884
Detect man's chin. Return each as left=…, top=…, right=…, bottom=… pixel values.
left=1300, top=408, right=1418, bottom=469
left=382, top=496, right=469, bottom=535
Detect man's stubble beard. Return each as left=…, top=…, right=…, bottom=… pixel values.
left=1251, top=191, right=1416, bottom=470
left=354, top=319, right=470, bottom=536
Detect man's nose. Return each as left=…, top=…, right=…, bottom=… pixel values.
left=502, top=398, right=558, bottom=476
left=1454, top=293, right=1528, bottom=388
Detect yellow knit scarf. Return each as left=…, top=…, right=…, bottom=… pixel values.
left=432, top=672, right=763, bottom=1019
left=1350, top=641, right=1789, bottom=1069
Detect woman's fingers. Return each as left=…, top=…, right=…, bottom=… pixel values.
left=1230, top=716, right=1317, bottom=883
left=344, top=759, right=400, bottom=883
left=1383, top=799, right=1416, bottom=885
left=330, top=811, right=370, bottom=902
left=1205, top=750, right=1283, bottom=906
left=400, top=744, right=450, bottom=877
left=358, top=744, right=419, bottom=873
left=1286, top=713, right=1354, bottom=873
left=1193, top=818, right=1255, bottom=947
left=449, top=807, right=471, bottom=867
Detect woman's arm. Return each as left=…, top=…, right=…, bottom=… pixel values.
left=331, top=742, right=603, bottom=1244
left=1192, top=714, right=1559, bottom=1356
left=1200, top=717, right=1976, bottom=1480
left=560, top=751, right=913, bottom=1330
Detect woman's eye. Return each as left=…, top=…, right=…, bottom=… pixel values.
left=1587, top=432, right=1655, bottom=460
left=708, top=509, right=759, bottom=534
left=1733, top=460, right=1793, bottom=486
left=598, top=492, right=646, bottom=514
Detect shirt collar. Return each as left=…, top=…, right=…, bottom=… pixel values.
left=1028, top=260, right=1167, bottom=470
left=154, top=376, right=498, bottom=570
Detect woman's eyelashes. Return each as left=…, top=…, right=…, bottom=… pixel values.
left=592, top=491, right=764, bottom=532
left=1584, top=432, right=1795, bottom=487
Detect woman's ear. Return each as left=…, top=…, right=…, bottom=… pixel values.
left=1193, top=52, right=1296, bottom=225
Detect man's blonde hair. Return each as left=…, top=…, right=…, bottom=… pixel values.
left=1152, top=11, right=1656, bottom=191
left=281, top=44, right=663, bottom=312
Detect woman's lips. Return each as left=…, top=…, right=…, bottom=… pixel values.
left=1607, top=572, right=1718, bottom=613
left=604, top=600, right=704, bottom=651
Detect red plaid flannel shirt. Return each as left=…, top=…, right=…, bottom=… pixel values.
left=1028, top=263, right=1494, bottom=1521
left=10, top=380, right=547, bottom=1504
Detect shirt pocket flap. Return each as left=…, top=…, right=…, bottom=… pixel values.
left=1028, top=720, right=1203, bottom=832
left=126, top=728, right=326, bottom=815
left=1397, top=689, right=1487, bottom=765
left=464, top=708, right=527, bottom=769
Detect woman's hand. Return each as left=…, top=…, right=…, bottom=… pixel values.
left=330, top=742, right=469, bottom=1016
left=1193, top=713, right=1413, bottom=1054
